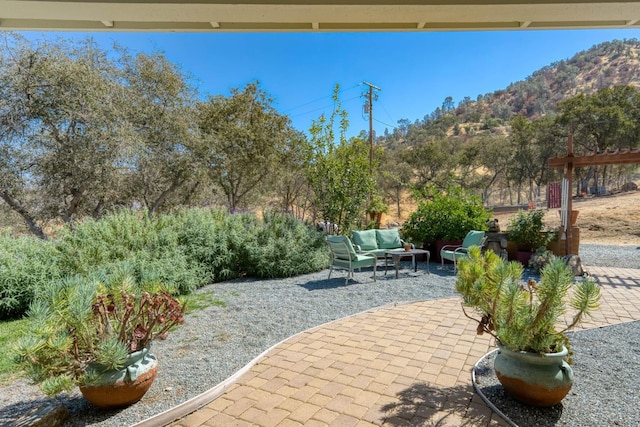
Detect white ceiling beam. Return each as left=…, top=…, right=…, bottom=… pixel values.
left=0, top=1, right=639, bottom=32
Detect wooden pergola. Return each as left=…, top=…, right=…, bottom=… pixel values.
left=548, top=136, right=640, bottom=254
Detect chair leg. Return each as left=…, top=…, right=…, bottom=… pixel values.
left=373, top=263, right=377, bottom=282
left=328, top=265, right=333, bottom=279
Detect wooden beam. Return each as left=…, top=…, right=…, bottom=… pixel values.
left=548, top=148, right=640, bottom=168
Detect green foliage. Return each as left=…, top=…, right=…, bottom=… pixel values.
left=54, top=209, right=207, bottom=295
left=529, top=248, right=556, bottom=273
left=0, top=317, right=29, bottom=383
left=306, top=84, right=377, bottom=232
left=507, top=209, right=551, bottom=251
left=366, top=194, right=389, bottom=215
left=197, top=81, right=301, bottom=212
left=13, top=274, right=184, bottom=396
left=456, top=247, right=601, bottom=355
left=1, top=208, right=330, bottom=319
left=242, top=211, right=329, bottom=278
left=0, top=231, right=61, bottom=319
left=402, top=185, right=491, bottom=243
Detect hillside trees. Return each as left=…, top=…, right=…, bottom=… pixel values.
left=557, top=85, right=640, bottom=193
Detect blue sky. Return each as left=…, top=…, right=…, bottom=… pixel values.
left=20, top=29, right=640, bottom=137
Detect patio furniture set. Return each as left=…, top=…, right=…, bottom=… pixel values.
left=326, top=228, right=486, bottom=284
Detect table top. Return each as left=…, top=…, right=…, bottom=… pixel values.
left=385, top=248, right=430, bottom=255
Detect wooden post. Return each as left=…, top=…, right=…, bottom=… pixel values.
left=565, top=135, right=573, bottom=256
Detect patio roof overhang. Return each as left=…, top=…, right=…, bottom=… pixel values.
left=1, top=1, right=640, bottom=32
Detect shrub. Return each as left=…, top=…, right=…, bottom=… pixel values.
left=402, top=185, right=491, bottom=244
left=243, top=211, right=329, bottom=278
left=507, top=209, right=551, bottom=251
left=53, top=209, right=207, bottom=295
left=0, top=231, right=61, bottom=319
left=4, top=208, right=330, bottom=318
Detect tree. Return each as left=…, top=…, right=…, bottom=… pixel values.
left=0, top=33, right=126, bottom=237
left=402, top=136, right=456, bottom=191
left=120, top=50, right=202, bottom=216
left=306, top=85, right=376, bottom=231
left=557, top=85, right=640, bottom=194
left=557, top=85, right=640, bottom=152
left=197, top=82, right=297, bottom=212
left=377, top=148, right=413, bottom=219
left=270, top=129, right=314, bottom=220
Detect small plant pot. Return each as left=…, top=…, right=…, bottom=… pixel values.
left=494, top=343, right=573, bottom=407
left=80, top=348, right=158, bottom=409
left=403, top=243, right=412, bottom=252
left=516, top=250, right=533, bottom=267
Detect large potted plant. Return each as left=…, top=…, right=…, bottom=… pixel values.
left=402, top=185, right=490, bottom=261
left=14, top=273, right=185, bottom=408
left=366, top=193, right=389, bottom=229
left=456, top=247, right=601, bottom=407
left=507, top=209, right=552, bottom=265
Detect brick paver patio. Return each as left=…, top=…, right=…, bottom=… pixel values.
left=145, top=266, right=640, bottom=427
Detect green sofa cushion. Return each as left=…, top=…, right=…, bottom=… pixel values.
left=352, top=229, right=378, bottom=251
left=376, top=229, right=402, bottom=249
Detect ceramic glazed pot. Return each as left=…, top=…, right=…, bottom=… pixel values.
left=515, top=250, right=533, bottom=267
left=80, top=347, right=158, bottom=409
left=494, top=343, right=573, bottom=407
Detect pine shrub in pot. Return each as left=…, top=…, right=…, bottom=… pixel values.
left=455, top=247, right=601, bottom=406
left=14, top=273, right=184, bottom=407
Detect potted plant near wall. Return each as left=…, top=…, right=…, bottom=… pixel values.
left=366, top=194, right=389, bottom=229
left=14, top=274, right=185, bottom=408
left=456, top=247, right=601, bottom=407
left=507, top=209, right=551, bottom=266
left=402, top=185, right=490, bottom=261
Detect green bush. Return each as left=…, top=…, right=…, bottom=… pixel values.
left=244, top=211, right=329, bottom=278
left=53, top=209, right=208, bottom=295
left=402, top=186, right=491, bottom=244
left=2, top=209, right=329, bottom=318
left=507, top=209, right=551, bottom=251
left=0, top=232, right=61, bottom=319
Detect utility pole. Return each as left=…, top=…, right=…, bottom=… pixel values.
left=362, top=81, right=380, bottom=173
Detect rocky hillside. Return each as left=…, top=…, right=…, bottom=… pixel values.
left=382, top=39, right=640, bottom=144
left=483, top=38, right=640, bottom=119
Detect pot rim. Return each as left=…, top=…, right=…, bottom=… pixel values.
left=497, top=341, right=568, bottom=358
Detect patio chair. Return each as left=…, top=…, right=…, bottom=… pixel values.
left=326, top=235, right=377, bottom=285
left=440, top=230, right=487, bottom=272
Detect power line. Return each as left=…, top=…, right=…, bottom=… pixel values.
left=290, top=95, right=362, bottom=118
left=373, top=118, right=397, bottom=129
left=281, top=83, right=361, bottom=114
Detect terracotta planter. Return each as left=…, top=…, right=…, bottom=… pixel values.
left=494, top=343, right=573, bottom=407
left=80, top=347, right=158, bottom=409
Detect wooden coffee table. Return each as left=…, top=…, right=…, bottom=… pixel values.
left=384, top=249, right=430, bottom=278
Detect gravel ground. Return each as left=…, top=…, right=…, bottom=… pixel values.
left=0, top=244, right=638, bottom=426
left=474, top=320, right=640, bottom=427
